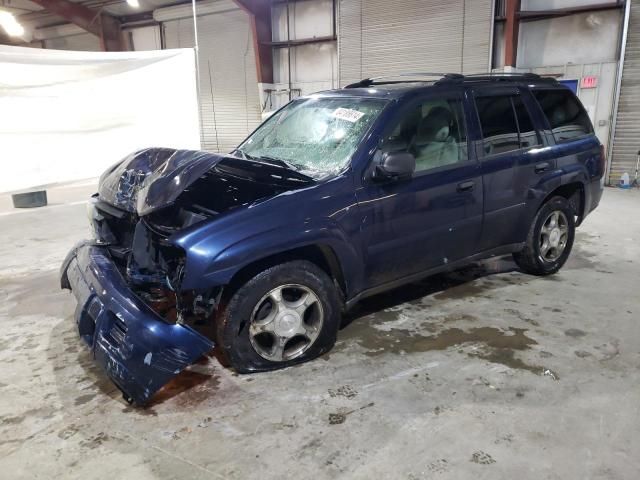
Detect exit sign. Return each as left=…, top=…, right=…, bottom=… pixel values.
left=581, top=76, right=598, bottom=89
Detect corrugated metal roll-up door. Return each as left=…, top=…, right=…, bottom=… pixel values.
left=163, top=6, right=261, bottom=153
left=610, top=0, right=640, bottom=184
left=337, top=0, right=492, bottom=86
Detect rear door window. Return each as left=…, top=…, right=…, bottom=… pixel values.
left=532, top=89, right=594, bottom=143
left=512, top=95, right=541, bottom=148
left=475, top=96, right=520, bottom=155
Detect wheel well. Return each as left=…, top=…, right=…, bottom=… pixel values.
left=542, top=182, right=585, bottom=225
left=222, top=244, right=347, bottom=303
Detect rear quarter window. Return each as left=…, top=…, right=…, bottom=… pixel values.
left=532, top=89, right=594, bottom=143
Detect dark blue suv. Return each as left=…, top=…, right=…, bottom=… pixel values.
left=61, top=73, right=604, bottom=404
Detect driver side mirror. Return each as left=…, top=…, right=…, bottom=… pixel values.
left=373, top=151, right=416, bottom=181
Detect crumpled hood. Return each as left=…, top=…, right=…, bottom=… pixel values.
left=98, top=148, right=224, bottom=216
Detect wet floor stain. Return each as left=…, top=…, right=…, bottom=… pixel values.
left=328, top=402, right=374, bottom=426
left=57, top=424, right=80, bottom=440
left=344, top=259, right=523, bottom=325
left=341, top=320, right=559, bottom=378
left=469, top=348, right=544, bottom=377
left=146, top=369, right=219, bottom=409
left=564, top=328, right=587, bottom=338
left=6, top=271, right=62, bottom=317
left=575, top=350, right=592, bottom=358
left=74, top=393, right=96, bottom=406
left=346, top=324, right=536, bottom=356
left=503, top=308, right=540, bottom=327
left=0, top=415, right=26, bottom=425
left=79, top=432, right=109, bottom=449
left=432, top=281, right=494, bottom=301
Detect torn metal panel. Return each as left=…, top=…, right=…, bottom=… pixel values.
left=98, top=148, right=225, bottom=215
left=61, top=243, right=213, bottom=405
left=98, top=148, right=312, bottom=218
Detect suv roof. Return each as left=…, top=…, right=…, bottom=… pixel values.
left=318, top=72, right=561, bottom=99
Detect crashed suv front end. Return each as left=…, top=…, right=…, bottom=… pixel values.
left=60, top=148, right=310, bottom=404
left=61, top=241, right=213, bottom=405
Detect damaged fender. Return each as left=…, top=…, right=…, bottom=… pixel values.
left=61, top=243, right=213, bottom=405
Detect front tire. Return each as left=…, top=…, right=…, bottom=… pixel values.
left=513, top=196, right=576, bottom=276
left=216, top=260, right=342, bottom=373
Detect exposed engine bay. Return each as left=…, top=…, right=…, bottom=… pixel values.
left=90, top=149, right=311, bottom=335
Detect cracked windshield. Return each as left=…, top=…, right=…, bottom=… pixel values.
left=237, top=96, right=387, bottom=178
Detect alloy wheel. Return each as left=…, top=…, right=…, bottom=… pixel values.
left=248, top=284, right=324, bottom=362
left=539, top=210, right=569, bottom=263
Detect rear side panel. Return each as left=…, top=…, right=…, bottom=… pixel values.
left=526, top=87, right=605, bottom=222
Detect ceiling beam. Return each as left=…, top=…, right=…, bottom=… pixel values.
left=233, top=0, right=273, bottom=83
left=28, top=0, right=124, bottom=51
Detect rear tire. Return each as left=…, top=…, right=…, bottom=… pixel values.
left=513, top=196, right=575, bottom=276
left=216, top=260, right=341, bottom=373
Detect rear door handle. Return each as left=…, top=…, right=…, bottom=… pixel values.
left=457, top=181, right=475, bottom=192
left=535, top=162, right=551, bottom=173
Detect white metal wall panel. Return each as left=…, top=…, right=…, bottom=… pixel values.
left=338, top=0, right=493, bottom=86
left=163, top=8, right=261, bottom=153
left=129, top=26, right=162, bottom=51
left=44, top=33, right=100, bottom=52
left=270, top=1, right=338, bottom=111
left=611, top=0, right=640, bottom=183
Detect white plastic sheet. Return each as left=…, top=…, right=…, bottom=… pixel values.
left=0, top=45, right=201, bottom=193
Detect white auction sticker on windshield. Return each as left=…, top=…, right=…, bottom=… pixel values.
left=332, top=107, right=365, bottom=123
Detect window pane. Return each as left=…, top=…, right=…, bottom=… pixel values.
left=476, top=96, right=520, bottom=155
left=512, top=96, right=541, bottom=148
left=383, top=99, right=468, bottom=173
left=533, top=89, right=594, bottom=143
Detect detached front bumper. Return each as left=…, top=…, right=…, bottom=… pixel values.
left=60, top=242, right=213, bottom=405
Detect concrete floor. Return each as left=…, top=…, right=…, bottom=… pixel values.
left=0, top=183, right=639, bottom=479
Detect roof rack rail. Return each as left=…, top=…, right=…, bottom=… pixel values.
left=343, top=72, right=558, bottom=89
left=464, top=72, right=542, bottom=78
left=435, top=72, right=559, bottom=84
left=344, top=72, right=463, bottom=88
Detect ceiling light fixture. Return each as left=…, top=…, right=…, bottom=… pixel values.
left=126, top=0, right=140, bottom=8
left=0, top=11, right=25, bottom=37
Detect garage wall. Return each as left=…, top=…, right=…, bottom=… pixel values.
left=129, top=26, right=162, bottom=51
left=517, top=8, right=622, bottom=68
left=162, top=5, right=261, bottom=153
left=610, top=0, right=640, bottom=184
left=270, top=0, right=337, bottom=111
left=43, top=33, right=100, bottom=51
left=337, top=0, right=493, bottom=86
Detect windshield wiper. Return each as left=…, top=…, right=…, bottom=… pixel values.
left=256, top=155, right=302, bottom=171
left=233, top=150, right=296, bottom=169
left=228, top=150, right=314, bottom=182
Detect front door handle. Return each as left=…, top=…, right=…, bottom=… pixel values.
left=457, top=181, right=475, bottom=192
left=535, top=162, right=551, bottom=173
